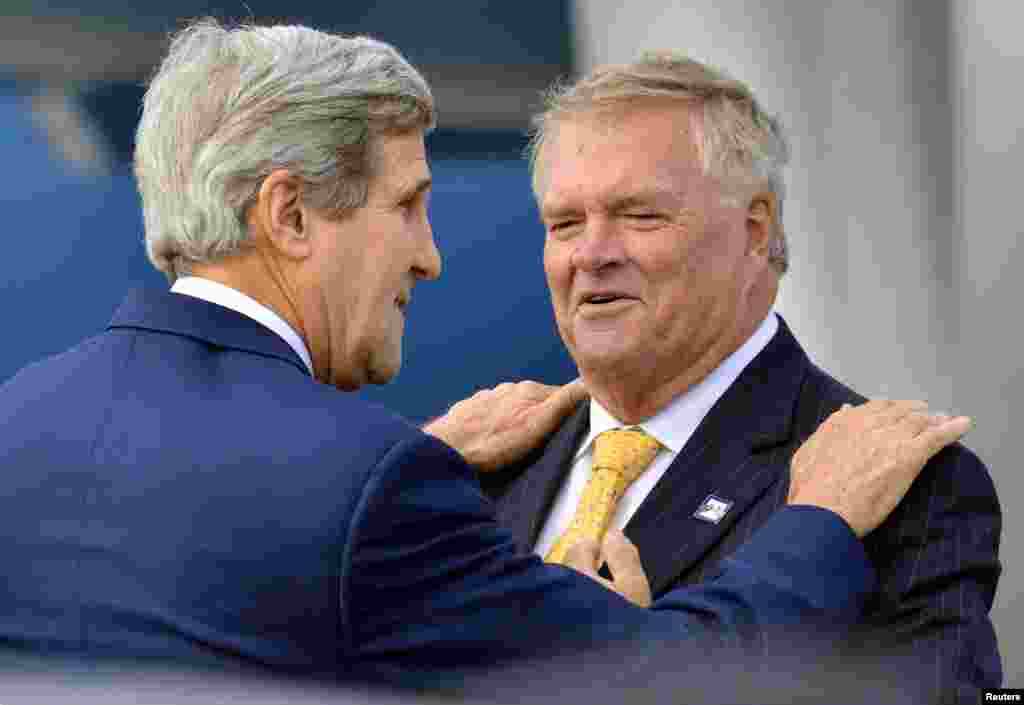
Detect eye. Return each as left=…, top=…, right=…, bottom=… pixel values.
left=397, top=193, right=424, bottom=214
left=547, top=219, right=581, bottom=237
left=623, top=212, right=665, bottom=228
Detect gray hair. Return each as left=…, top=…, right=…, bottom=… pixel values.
left=529, top=51, right=790, bottom=274
left=135, top=18, right=435, bottom=281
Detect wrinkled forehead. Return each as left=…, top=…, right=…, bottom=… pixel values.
left=558, top=99, right=705, bottom=145
left=366, top=129, right=431, bottom=185
left=537, top=103, right=709, bottom=208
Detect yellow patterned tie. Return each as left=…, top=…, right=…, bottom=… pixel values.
left=545, top=427, right=662, bottom=565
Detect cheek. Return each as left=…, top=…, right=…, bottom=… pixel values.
left=543, top=264, right=561, bottom=299
left=543, top=245, right=572, bottom=300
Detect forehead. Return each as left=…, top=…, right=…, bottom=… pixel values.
left=370, top=130, right=430, bottom=187
left=540, top=104, right=705, bottom=207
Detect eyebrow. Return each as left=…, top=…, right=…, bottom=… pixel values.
left=397, top=177, right=432, bottom=201
left=608, top=187, right=679, bottom=210
left=541, top=186, right=680, bottom=219
left=540, top=203, right=581, bottom=221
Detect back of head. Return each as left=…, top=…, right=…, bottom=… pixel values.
left=134, top=19, right=435, bottom=282
left=529, top=51, right=790, bottom=274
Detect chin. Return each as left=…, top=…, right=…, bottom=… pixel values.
left=365, top=350, right=402, bottom=385
left=573, top=341, right=635, bottom=367
left=366, top=367, right=398, bottom=385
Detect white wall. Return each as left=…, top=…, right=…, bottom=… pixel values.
left=575, top=0, right=1021, bottom=683
left=953, top=0, right=1024, bottom=683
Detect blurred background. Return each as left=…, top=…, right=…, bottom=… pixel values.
left=1, top=0, right=1020, bottom=685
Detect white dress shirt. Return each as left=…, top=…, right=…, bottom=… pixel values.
left=170, top=276, right=314, bottom=376
left=533, top=313, right=780, bottom=557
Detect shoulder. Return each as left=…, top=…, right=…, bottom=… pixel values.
left=785, top=361, right=999, bottom=539
left=792, top=364, right=1000, bottom=553
left=792, top=362, right=868, bottom=429
left=794, top=362, right=995, bottom=493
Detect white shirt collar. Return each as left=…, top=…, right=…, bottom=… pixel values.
left=577, top=312, right=779, bottom=458
left=170, top=276, right=314, bottom=375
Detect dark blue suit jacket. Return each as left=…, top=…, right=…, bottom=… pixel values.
left=485, top=316, right=1002, bottom=703
left=0, top=290, right=875, bottom=690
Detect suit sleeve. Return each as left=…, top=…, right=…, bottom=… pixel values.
left=340, top=432, right=875, bottom=680
left=858, top=444, right=1002, bottom=703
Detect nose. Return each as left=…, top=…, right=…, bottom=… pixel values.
left=569, top=218, right=625, bottom=272
left=413, top=217, right=442, bottom=281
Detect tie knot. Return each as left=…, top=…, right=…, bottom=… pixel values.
left=592, top=427, right=662, bottom=485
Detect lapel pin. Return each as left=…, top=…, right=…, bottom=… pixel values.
left=693, top=494, right=733, bottom=524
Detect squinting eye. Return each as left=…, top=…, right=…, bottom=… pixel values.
left=549, top=220, right=579, bottom=232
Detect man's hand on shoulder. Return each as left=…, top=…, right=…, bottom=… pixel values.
left=788, top=399, right=973, bottom=537
left=423, top=379, right=587, bottom=472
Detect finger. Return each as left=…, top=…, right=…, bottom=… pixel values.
left=553, top=378, right=587, bottom=407
left=846, top=399, right=900, bottom=413
left=530, top=379, right=589, bottom=433
left=878, top=410, right=934, bottom=438
left=519, top=380, right=558, bottom=401
left=910, top=415, right=972, bottom=459
left=852, top=399, right=927, bottom=413
left=563, top=537, right=600, bottom=577
left=847, top=399, right=930, bottom=431
left=821, top=399, right=887, bottom=427
left=601, top=530, right=652, bottom=608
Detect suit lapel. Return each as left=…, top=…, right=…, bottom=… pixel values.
left=626, top=440, right=789, bottom=595
left=493, top=402, right=589, bottom=552
left=625, top=317, right=811, bottom=595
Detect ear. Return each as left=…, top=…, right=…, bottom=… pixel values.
left=745, top=191, right=777, bottom=261
left=248, top=169, right=314, bottom=261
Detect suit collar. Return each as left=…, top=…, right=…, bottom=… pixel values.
left=107, top=288, right=311, bottom=378
left=171, top=276, right=313, bottom=375
left=624, top=316, right=811, bottom=593
left=494, top=401, right=590, bottom=552
left=676, top=315, right=808, bottom=454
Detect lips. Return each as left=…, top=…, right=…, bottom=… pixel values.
left=577, top=291, right=637, bottom=307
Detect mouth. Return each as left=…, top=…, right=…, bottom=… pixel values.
left=578, top=292, right=637, bottom=307
left=574, top=291, right=639, bottom=320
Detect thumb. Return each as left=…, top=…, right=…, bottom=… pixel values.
left=601, top=530, right=651, bottom=608
left=548, top=378, right=587, bottom=409
left=563, top=537, right=600, bottom=577
left=535, top=378, right=587, bottom=427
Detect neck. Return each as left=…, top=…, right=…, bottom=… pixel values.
left=582, top=338, right=739, bottom=424
left=189, top=254, right=308, bottom=350
left=584, top=300, right=775, bottom=424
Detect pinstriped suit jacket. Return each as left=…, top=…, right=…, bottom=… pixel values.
left=483, top=317, right=1002, bottom=703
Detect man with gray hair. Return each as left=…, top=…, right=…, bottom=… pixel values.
left=0, top=19, right=972, bottom=699
left=483, top=52, right=1002, bottom=702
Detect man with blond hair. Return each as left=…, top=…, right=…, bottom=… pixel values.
left=0, top=20, right=973, bottom=700
left=485, top=52, right=1001, bottom=702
